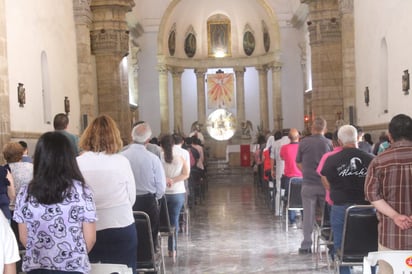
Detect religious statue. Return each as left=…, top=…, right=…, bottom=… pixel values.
left=241, top=120, right=253, bottom=139
left=17, top=83, right=25, bottom=107
left=189, top=121, right=205, bottom=144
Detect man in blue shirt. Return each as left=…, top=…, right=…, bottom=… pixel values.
left=121, top=122, right=166, bottom=250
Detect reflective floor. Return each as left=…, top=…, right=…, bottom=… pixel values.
left=162, top=164, right=362, bottom=274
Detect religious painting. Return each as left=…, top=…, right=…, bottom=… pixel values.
left=208, top=19, right=231, bottom=57
left=262, top=20, right=270, bottom=53
left=207, top=73, right=234, bottom=108
left=184, top=32, right=196, bottom=58
left=168, top=29, right=176, bottom=56
left=243, top=31, right=255, bottom=56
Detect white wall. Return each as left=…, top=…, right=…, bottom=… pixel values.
left=355, top=0, right=412, bottom=126
left=5, top=0, right=80, bottom=134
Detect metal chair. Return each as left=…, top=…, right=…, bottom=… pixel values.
left=363, top=250, right=412, bottom=274
left=158, top=196, right=174, bottom=272
left=334, top=205, right=378, bottom=273
left=314, top=202, right=333, bottom=270
left=285, top=177, right=303, bottom=232
left=133, top=211, right=164, bottom=273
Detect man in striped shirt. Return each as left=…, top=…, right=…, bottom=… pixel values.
left=365, top=114, right=412, bottom=274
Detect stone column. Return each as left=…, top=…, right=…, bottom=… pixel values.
left=270, top=63, right=283, bottom=131
left=195, top=68, right=207, bottom=127
left=256, top=65, right=269, bottom=132
left=171, top=67, right=184, bottom=133
left=73, top=0, right=95, bottom=131
left=304, top=0, right=343, bottom=132
left=90, top=0, right=134, bottom=142
left=158, top=64, right=169, bottom=134
left=234, top=67, right=246, bottom=135
left=0, top=0, right=11, bottom=161
left=339, top=0, right=355, bottom=124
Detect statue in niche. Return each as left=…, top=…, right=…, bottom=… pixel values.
left=17, top=83, right=25, bottom=107
left=241, top=120, right=253, bottom=139
left=189, top=121, right=204, bottom=144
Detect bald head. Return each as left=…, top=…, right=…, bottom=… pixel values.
left=288, top=128, right=300, bottom=142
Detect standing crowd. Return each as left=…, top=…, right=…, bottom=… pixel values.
left=254, top=114, right=412, bottom=274
left=0, top=113, right=205, bottom=274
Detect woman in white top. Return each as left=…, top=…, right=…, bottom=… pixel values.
left=160, top=134, right=189, bottom=261
left=77, top=115, right=137, bottom=273
left=0, top=210, right=20, bottom=274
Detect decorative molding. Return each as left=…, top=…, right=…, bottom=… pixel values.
left=339, top=0, right=354, bottom=14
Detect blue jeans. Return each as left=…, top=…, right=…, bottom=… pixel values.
left=331, top=205, right=351, bottom=274
left=166, top=193, right=186, bottom=252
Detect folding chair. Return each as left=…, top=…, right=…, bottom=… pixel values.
left=314, top=202, right=333, bottom=270
left=90, top=263, right=133, bottom=274
left=133, top=211, right=164, bottom=273
left=363, top=250, right=412, bottom=274
left=285, top=177, right=303, bottom=232
left=158, top=196, right=174, bottom=272
left=334, top=205, right=378, bottom=273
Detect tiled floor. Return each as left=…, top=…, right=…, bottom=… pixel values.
left=161, top=165, right=360, bottom=274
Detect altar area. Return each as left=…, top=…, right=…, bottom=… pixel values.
left=205, top=137, right=257, bottom=167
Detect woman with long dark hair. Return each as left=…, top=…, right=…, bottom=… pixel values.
left=159, top=134, right=189, bottom=261
left=13, top=131, right=97, bottom=274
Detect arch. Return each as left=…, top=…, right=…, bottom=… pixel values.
left=157, top=0, right=281, bottom=64
left=379, top=38, right=388, bottom=114
left=41, top=51, right=52, bottom=124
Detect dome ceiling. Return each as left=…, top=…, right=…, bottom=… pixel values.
left=159, top=0, right=280, bottom=61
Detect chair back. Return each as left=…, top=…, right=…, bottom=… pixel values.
left=90, top=263, right=132, bottom=274
left=133, top=211, right=160, bottom=272
left=340, top=205, right=378, bottom=263
left=363, top=250, right=412, bottom=274
left=287, top=177, right=303, bottom=210
left=158, top=196, right=174, bottom=235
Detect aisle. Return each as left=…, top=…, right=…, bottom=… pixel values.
left=162, top=166, right=335, bottom=274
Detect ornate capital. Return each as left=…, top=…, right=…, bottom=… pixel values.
left=90, top=29, right=129, bottom=56
left=157, top=64, right=168, bottom=74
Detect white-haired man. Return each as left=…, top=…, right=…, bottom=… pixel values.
left=121, top=122, right=166, bottom=250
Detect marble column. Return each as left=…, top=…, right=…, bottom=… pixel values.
left=73, top=0, right=95, bottom=131
left=256, top=65, right=269, bottom=132
left=339, top=0, right=355, bottom=125
left=90, top=0, right=134, bottom=142
left=270, top=63, right=283, bottom=131
left=304, top=0, right=343, bottom=132
left=234, top=67, right=246, bottom=135
left=195, top=68, right=207, bottom=128
left=158, top=64, right=170, bottom=134
left=171, top=67, right=184, bottom=133
left=0, top=0, right=11, bottom=161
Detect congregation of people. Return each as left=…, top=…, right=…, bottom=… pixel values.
left=252, top=114, right=412, bottom=274
left=0, top=113, right=206, bottom=274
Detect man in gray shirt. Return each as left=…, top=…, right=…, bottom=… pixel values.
left=296, top=117, right=333, bottom=254
left=121, top=122, right=166, bottom=249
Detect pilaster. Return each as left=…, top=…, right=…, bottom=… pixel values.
left=256, top=65, right=269, bottom=132
left=171, top=67, right=184, bottom=133
left=270, top=63, right=283, bottom=131
left=339, top=0, right=355, bottom=124
left=158, top=64, right=169, bottom=134
left=0, top=0, right=10, bottom=161
left=90, top=0, right=134, bottom=142
left=73, top=0, right=95, bottom=131
left=194, top=68, right=207, bottom=129
left=234, top=67, right=246, bottom=136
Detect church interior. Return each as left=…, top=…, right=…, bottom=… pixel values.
left=1, top=0, right=411, bottom=273
left=1, top=0, right=411, bottom=160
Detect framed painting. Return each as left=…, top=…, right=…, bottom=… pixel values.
left=208, top=20, right=231, bottom=57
